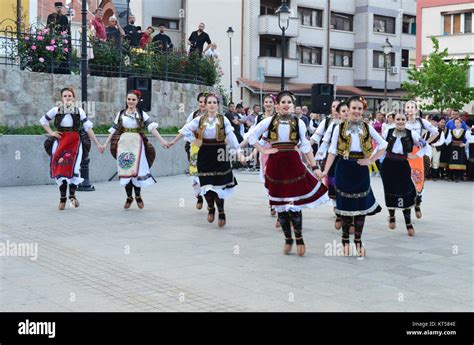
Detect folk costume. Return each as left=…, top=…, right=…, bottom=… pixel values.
left=445, top=128, right=469, bottom=182
left=328, top=120, right=387, bottom=255
left=179, top=113, right=241, bottom=227
left=381, top=128, right=425, bottom=235
left=405, top=117, right=438, bottom=216
left=427, top=126, right=446, bottom=180
left=248, top=114, right=329, bottom=254
left=40, top=106, right=93, bottom=208
left=185, top=109, right=206, bottom=208
left=108, top=108, right=158, bottom=208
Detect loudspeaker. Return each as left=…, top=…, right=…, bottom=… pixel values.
left=127, top=77, right=152, bottom=111
left=311, top=83, right=334, bottom=114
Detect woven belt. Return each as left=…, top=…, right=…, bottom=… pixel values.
left=339, top=152, right=365, bottom=160
left=122, top=128, right=142, bottom=133
left=452, top=141, right=463, bottom=147
left=385, top=152, right=407, bottom=161
left=57, top=127, right=79, bottom=132
left=202, top=139, right=225, bottom=146
left=272, top=142, right=296, bottom=151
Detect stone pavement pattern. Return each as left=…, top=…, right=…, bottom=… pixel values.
left=0, top=172, right=472, bottom=312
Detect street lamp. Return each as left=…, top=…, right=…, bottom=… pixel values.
left=276, top=0, right=290, bottom=91
left=227, top=26, right=234, bottom=103
left=382, top=37, right=393, bottom=103
left=78, top=0, right=95, bottom=191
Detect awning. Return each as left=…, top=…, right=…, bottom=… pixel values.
left=236, top=78, right=408, bottom=99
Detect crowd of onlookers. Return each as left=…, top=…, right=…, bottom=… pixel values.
left=223, top=99, right=474, bottom=181
left=90, top=8, right=218, bottom=58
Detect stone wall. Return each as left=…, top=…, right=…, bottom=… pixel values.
left=0, top=134, right=189, bottom=187
left=0, top=65, right=215, bottom=128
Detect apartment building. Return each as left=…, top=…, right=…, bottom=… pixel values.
left=417, top=0, right=474, bottom=113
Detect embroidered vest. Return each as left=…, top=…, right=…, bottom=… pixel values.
left=386, top=128, right=414, bottom=155
left=267, top=114, right=300, bottom=143
left=196, top=113, right=226, bottom=142
left=337, top=121, right=373, bottom=157
left=451, top=128, right=466, bottom=143
left=116, top=109, right=145, bottom=133
left=54, top=106, right=81, bottom=130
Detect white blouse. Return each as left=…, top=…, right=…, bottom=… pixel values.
left=405, top=118, right=438, bottom=137
left=383, top=129, right=422, bottom=155
left=247, top=116, right=312, bottom=154
left=445, top=128, right=471, bottom=145
left=314, top=120, right=340, bottom=160
left=179, top=114, right=241, bottom=151
left=40, top=107, right=93, bottom=131
left=108, top=110, right=158, bottom=134
left=186, top=110, right=206, bottom=124
left=381, top=122, right=396, bottom=134
left=311, top=118, right=332, bottom=145
left=328, top=122, right=388, bottom=155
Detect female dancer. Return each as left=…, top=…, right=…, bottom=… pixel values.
left=168, top=93, right=244, bottom=228
left=102, top=90, right=169, bottom=209
left=445, top=118, right=469, bottom=182
left=40, top=87, right=102, bottom=210
left=185, top=92, right=208, bottom=209
left=317, top=96, right=387, bottom=257
left=381, top=112, right=427, bottom=236
left=404, top=101, right=438, bottom=218
left=241, top=95, right=277, bottom=217
left=313, top=101, right=349, bottom=230
left=247, top=91, right=329, bottom=256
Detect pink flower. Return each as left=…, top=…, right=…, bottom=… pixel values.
left=37, top=35, right=44, bottom=41
left=25, top=36, right=30, bottom=41
left=45, top=45, right=52, bottom=51
left=31, top=45, right=36, bottom=50
left=50, top=39, right=56, bottom=44
left=64, top=48, right=69, bottom=52
left=39, top=57, right=44, bottom=63
left=63, top=39, right=68, bottom=44
left=60, top=31, right=67, bottom=36
left=42, top=28, right=49, bottom=34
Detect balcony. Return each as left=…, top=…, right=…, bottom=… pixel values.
left=258, top=56, right=298, bottom=78
left=259, top=15, right=299, bottom=38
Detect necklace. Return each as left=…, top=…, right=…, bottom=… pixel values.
left=205, top=115, right=218, bottom=129
left=349, top=121, right=361, bottom=134
left=394, top=128, right=406, bottom=138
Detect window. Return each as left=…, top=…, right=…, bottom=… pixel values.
left=299, top=46, right=322, bottom=65
left=298, top=7, right=323, bottom=27
left=402, top=15, right=416, bottom=34
left=373, top=15, right=395, bottom=34
left=401, top=49, right=409, bottom=68
left=330, top=49, right=352, bottom=67
left=453, top=14, right=461, bottom=34
left=331, top=12, right=353, bottom=31
left=443, top=15, right=451, bottom=35
left=373, top=50, right=395, bottom=68
left=465, top=12, right=472, bottom=33
left=151, top=17, right=179, bottom=30
left=260, top=0, right=290, bottom=15
left=259, top=36, right=288, bottom=58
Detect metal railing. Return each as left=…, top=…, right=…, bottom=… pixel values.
left=0, top=28, right=218, bottom=86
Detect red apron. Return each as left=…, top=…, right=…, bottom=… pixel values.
left=51, top=132, right=81, bottom=179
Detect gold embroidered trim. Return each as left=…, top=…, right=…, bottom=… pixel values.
left=335, top=186, right=371, bottom=198
left=265, top=170, right=307, bottom=184
left=196, top=168, right=233, bottom=177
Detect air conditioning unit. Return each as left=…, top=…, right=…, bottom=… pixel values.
left=390, top=66, right=399, bottom=74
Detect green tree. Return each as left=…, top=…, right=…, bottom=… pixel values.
left=402, top=37, right=474, bottom=116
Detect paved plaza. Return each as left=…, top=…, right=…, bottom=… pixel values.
left=0, top=172, right=472, bottom=312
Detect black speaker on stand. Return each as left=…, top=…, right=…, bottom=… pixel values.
left=127, top=77, right=152, bottom=111
left=311, top=83, right=334, bottom=115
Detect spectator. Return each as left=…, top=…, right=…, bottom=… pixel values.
left=382, top=112, right=395, bottom=134
left=245, top=104, right=260, bottom=132
left=308, top=113, right=320, bottom=135
left=188, top=23, right=211, bottom=57
left=123, top=15, right=141, bottom=47
left=91, top=8, right=106, bottom=41
left=301, top=105, right=310, bottom=124
left=446, top=110, right=468, bottom=130
left=295, top=106, right=310, bottom=129
left=373, top=112, right=384, bottom=135
left=152, top=24, right=173, bottom=52
left=46, top=2, right=71, bottom=74
left=106, top=15, right=125, bottom=48
left=139, top=26, right=155, bottom=49
left=204, top=42, right=219, bottom=60
left=235, top=104, right=246, bottom=140
left=225, top=102, right=243, bottom=143
left=47, top=2, right=70, bottom=35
